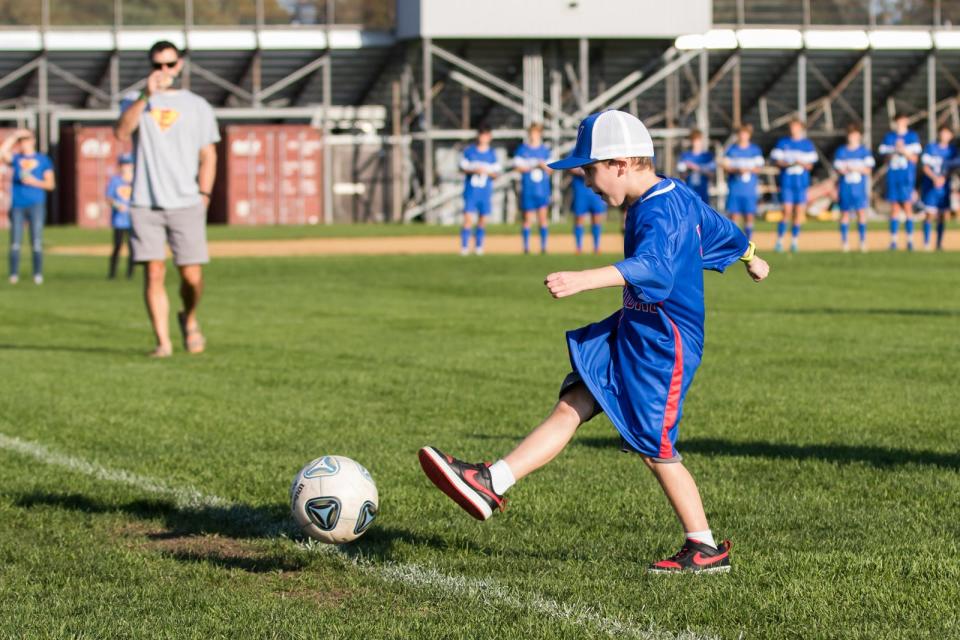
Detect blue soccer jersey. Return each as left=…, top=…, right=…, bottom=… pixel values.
left=770, top=137, right=817, bottom=204
left=677, top=150, right=715, bottom=203
left=10, top=152, right=53, bottom=208
left=571, top=175, right=606, bottom=215
left=920, top=141, right=957, bottom=212
left=833, top=144, right=874, bottom=212
left=723, top=143, right=763, bottom=214
left=879, top=130, right=922, bottom=202
left=460, top=145, right=501, bottom=215
left=106, top=174, right=133, bottom=229
left=566, top=178, right=748, bottom=459
left=514, top=142, right=551, bottom=210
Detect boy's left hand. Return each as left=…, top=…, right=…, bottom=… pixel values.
left=744, top=256, right=770, bottom=282
left=545, top=271, right=587, bottom=298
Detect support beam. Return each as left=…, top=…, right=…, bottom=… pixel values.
left=422, top=37, right=434, bottom=221
left=927, top=52, right=937, bottom=141
left=697, top=49, right=709, bottom=134
left=806, top=55, right=867, bottom=129
left=863, top=54, right=872, bottom=146
left=47, top=62, right=112, bottom=105
left=323, top=0, right=334, bottom=225
left=0, top=57, right=42, bottom=93
left=257, top=54, right=328, bottom=103
left=733, top=54, right=741, bottom=127
left=579, top=38, right=589, bottom=106
left=190, top=62, right=254, bottom=103
left=38, top=55, right=48, bottom=153
left=681, top=52, right=737, bottom=119
left=607, top=50, right=700, bottom=112
left=797, top=52, right=807, bottom=121
left=392, top=80, right=403, bottom=222
left=448, top=71, right=525, bottom=116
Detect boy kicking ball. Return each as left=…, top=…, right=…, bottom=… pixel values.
left=419, top=110, right=770, bottom=574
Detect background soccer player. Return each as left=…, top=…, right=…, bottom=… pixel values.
left=722, top=124, right=764, bottom=241
left=513, top=123, right=552, bottom=254
left=771, top=118, right=817, bottom=252
left=676, top=129, right=715, bottom=204
left=879, top=113, right=922, bottom=250
left=115, top=40, right=220, bottom=357
left=459, top=124, right=500, bottom=256
left=106, top=153, right=136, bottom=279
left=0, top=129, right=55, bottom=285
left=833, top=124, right=874, bottom=252
left=920, top=125, right=957, bottom=251
left=570, top=168, right=607, bottom=254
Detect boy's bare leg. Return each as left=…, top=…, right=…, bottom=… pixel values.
left=503, top=384, right=596, bottom=481
left=144, top=260, right=172, bottom=354
left=642, top=458, right=709, bottom=533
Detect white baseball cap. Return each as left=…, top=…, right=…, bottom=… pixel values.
left=548, top=110, right=655, bottom=170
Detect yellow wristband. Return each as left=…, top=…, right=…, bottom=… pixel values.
left=739, top=241, right=756, bottom=263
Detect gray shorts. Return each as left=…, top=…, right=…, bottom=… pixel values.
left=130, top=204, right=209, bottom=266
left=559, top=371, right=682, bottom=464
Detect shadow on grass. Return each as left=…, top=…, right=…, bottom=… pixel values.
left=778, top=307, right=960, bottom=318
left=576, top=436, right=960, bottom=470
left=0, top=343, right=139, bottom=356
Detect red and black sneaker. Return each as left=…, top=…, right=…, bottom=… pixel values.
left=648, top=539, right=732, bottom=574
left=418, top=446, right=506, bottom=521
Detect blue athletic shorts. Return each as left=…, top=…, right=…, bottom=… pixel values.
left=886, top=181, right=913, bottom=204
left=520, top=191, right=550, bottom=212
left=572, top=192, right=606, bottom=215
left=726, top=192, right=757, bottom=215
left=839, top=191, right=868, bottom=212
left=780, top=185, right=807, bottom=205
left=463, top=192, right=492, bottom=216
left=922, top=187, right=950, bottom=212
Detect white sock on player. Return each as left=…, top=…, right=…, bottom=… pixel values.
left=488, top=460, right=516, bottom=495
left=686, top=529, right=717, bottom=549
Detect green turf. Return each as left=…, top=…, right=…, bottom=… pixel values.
left=0, top=250, right=958, bottom=639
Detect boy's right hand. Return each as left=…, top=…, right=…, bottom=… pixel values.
left=745, top=256, right=770, bottom=282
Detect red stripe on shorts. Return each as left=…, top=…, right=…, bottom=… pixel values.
left=659, top=311, right=684, bottom=459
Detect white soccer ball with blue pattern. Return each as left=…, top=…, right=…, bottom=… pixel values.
left=290, top=455, right=379, bottom=544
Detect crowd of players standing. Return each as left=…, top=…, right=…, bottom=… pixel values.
left=458, top=112, right=958, bottom=254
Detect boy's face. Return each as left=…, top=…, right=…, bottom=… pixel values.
left=477, top=131, right=492, bottom=146
left=529, top=129, right=542, bottom=145
left=847, top=131, right=861, bottom=146
left=120, top=163, right=134, bottom=180
left=939, top=129, right=954, bottom=145
left=690, top=136, right=703, bottom=151
left=583, top=160, right=626, bottom=207
left=894, top=117, right=908, bottom=133
left=737, top=130, right=751, bottom=145
left=789, top=122, right=804, bottom=139
left=19, top=133, right=36, bottom=154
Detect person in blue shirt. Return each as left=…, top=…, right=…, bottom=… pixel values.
left=0, top=129, right=55, bottom=285
left=770, top=118, right=818, bottom=252
left=513, top=123, right=553, bottom=254
left=107, top=153, right=136, bottom=279
left=570, top=170, right=607, bottom=254
left=722, top=124, right=764, bottom=241
left=459, top=124, right=501, bottom=256
left=418, top=110, right=770, bottom=575
left=676, top=129, right=715, bottom=204
left=920, top=125, right=957, bottom=251
left=833, top=124, right=874, bottom=253
left=879, top=113, right=922, bottom=250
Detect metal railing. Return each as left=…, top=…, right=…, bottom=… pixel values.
left=713, top=0, right=953, bottom=27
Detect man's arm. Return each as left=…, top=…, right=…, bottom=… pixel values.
left=198, top=143, right=217, bottom=207
left=0, top=130, right=26, bottom=164
left=115, top=94, right=147, bottom=142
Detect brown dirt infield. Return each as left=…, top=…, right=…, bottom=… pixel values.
left=48, top=230, right=958, bottom=258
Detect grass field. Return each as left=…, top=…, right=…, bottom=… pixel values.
left=1, top=250, right=958, bottom=639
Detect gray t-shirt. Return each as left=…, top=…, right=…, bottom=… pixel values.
left=125, top=90, right=220, bottom=210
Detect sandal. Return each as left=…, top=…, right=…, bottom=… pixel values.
left=177, top=311, right=206, bottom=354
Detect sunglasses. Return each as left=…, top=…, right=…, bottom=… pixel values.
left=151, top=60, right=178, bottom=70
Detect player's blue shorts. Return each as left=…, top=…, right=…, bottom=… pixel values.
left=725, top=192, right=757, bottom=215
left=572, top=192, right=606, bottom=216
left=839, top=191, right=868, bottom=212
left=886, top=181, right=913, bottom=204
left=780, top=185, right=807, bottom=205
left=922, top=186, right=950, bottom=212
left=520, top=190, right=550, bottom=212
left=463, top=192, right=492, bottom=216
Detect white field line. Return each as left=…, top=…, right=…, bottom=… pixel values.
left=0, top=432, right=716, bottom=640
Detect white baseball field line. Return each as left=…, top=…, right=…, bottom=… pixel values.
left=0, top=432, right=717, bottom=640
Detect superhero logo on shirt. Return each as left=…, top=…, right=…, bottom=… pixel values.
left=17, top=158, right=38, bottom=172
left=117, top=185, right=132, bottom=201
left=149, top=108, right=180, bottom=132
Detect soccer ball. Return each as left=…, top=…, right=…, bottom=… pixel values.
left=290, top=455, right=379, bottom=544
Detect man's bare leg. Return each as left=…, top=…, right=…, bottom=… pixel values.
left=178, top=264, right=203, bottom=329
left=144, top=260, right=171, bottom=355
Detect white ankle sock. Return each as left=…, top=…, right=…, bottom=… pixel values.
left=685, top=529, right=716, bottom=549
left=488, top=460, right=516, bottom=495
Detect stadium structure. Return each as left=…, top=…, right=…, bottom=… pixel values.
left=2, top=0, right=960, bottom=224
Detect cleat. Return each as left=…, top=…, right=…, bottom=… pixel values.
left=774, top=240, right=783, bottom=253
left=460, top=247, right=470, bottom=257
left=861, top=244, right=868, bottom=253
left=889, top=242, right=898, bottom=251
left=33, top=274, right=43, bottom=285
left=475, top=247, right=485, bottom=256
left=841, top=242, right=850, bottom=253
left=418, top=446, right=505, bottom=521
left=649, top=539, right=732, bottom=575
left=8, top=275, right=18, bottom=285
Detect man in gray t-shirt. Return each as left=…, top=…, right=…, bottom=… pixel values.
left=116, top=40, right=219, bottom=358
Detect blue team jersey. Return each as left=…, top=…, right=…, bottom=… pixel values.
left=10, top=152, right=53, bottom=208
left=566, top=178, right=748, bottom=459
left=677, top=150, right=715, bottom=202
left=571, top=175, right=606, bottom=215
left=879, top=130, right=922, bottom=187
left=770, top=137, right=817, bottom=191
left=833, top=144, right=874, bottom=208
left=460, top=145, right=500, bottom=201
left=723, top=143, right=764, bottom=196
left=106, top=174, right=133, bottom=229
left=513, top=143, right=551, bottom=199
left=920, top=141, right=957, bottom=190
